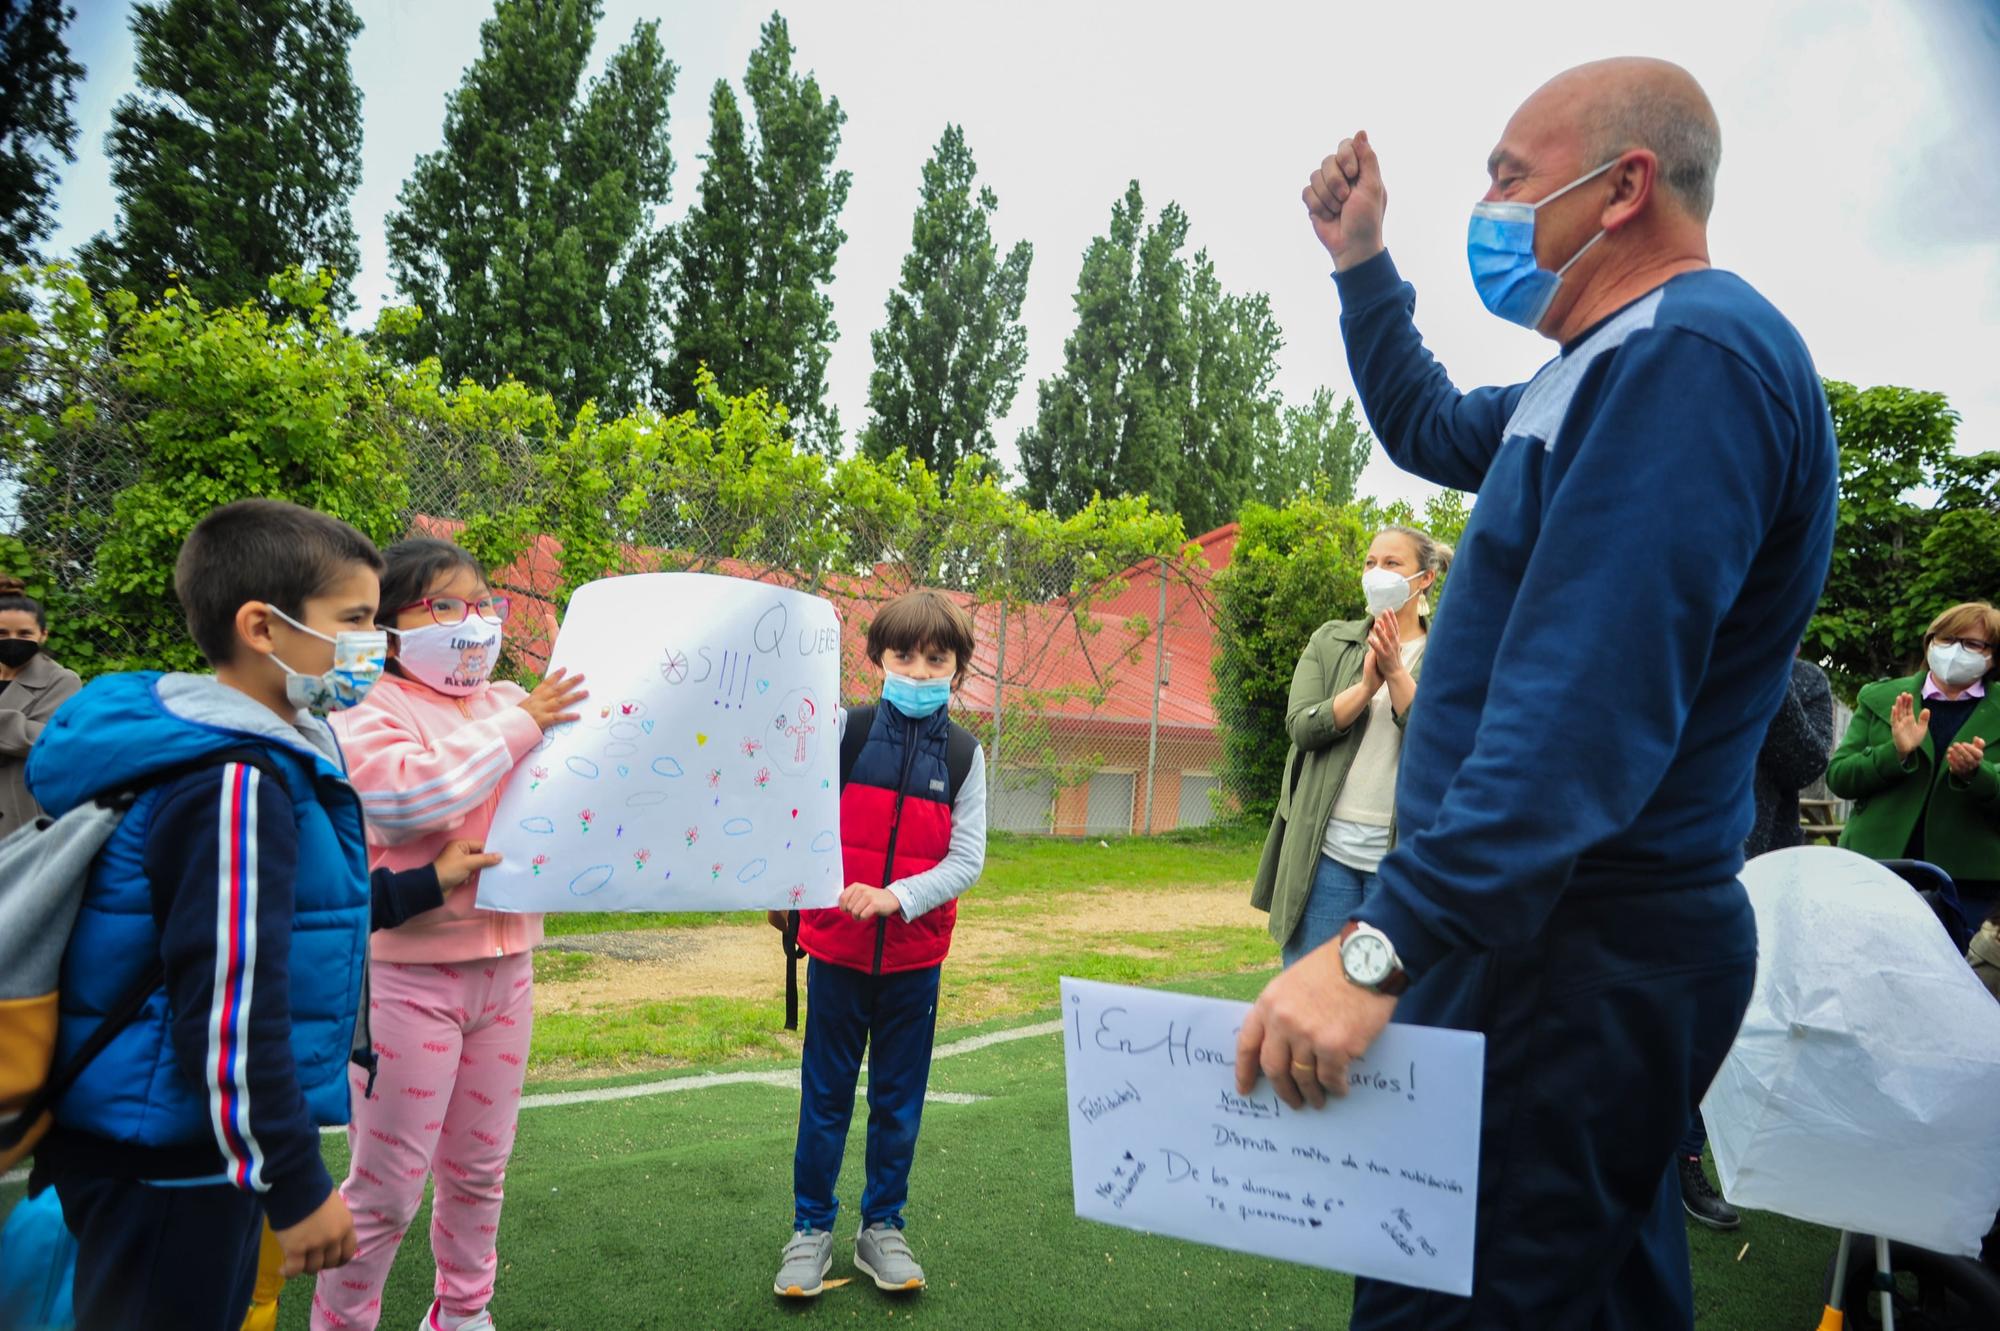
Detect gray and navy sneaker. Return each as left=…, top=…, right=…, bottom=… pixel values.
left=854, top=1223, right=926, bottom=1292
left=774, top=1228, right=835, bottom=1298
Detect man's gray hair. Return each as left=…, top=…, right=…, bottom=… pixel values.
left=1586, top=86, right=1722, bottom=222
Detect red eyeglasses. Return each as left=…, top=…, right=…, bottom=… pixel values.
left=392, top=594, right=511, bottom=628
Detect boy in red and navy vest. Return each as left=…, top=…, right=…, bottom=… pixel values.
left=768, top=590, right=986, bottom=1300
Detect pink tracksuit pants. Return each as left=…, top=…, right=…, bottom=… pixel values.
left=311, top=953, right=534, bottom=1330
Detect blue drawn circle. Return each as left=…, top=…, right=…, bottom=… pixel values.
left=625, top=790, right=669, bottom=808
left=568, top=865, right=615, bottom=897
left=736, top=859, right=769, bottom=883
left=651, top=757, right=685, bottom=778
left=602, top=741, right=638, bottom=758
left=723, top=818, right=754, bottom=837
left=810, top=830, right=838, bottom=853
left=518, top=816, right=556, bottom=836
left=565, top=757, right=601, bottom=780
left=609, top=722, right=642, bottom=741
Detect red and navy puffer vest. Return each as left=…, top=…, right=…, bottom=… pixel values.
left=798, top=703, right=966, bottom=974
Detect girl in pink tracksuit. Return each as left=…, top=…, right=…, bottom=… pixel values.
left=313, top=539, right=586, bottom=1331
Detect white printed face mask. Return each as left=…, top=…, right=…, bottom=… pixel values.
left=1361, top=567, right=1421, bottom=616
left=1929, top=641, right=1989, bottom=689
left=266, top=606, right=387, bottom=713
left=392, top=618, right=503, bottom=696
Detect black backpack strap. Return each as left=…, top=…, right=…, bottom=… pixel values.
left=782, top=911, right=805, bottom=1032
left=0, top=954, right=166, bottom=1153
left=945, top=722, right=977, bottom=805
left=3, top=749, right=294, bottom=1151
left=839, top=704, right=875, bottom=789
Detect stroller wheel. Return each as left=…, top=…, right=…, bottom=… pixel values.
left=1823, top=1235, right=2000, bottom=1330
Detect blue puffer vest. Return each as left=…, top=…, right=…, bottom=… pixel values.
left=27, top=672, right=371, bottom=1141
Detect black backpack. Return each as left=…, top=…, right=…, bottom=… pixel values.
left=780, top=705, right=976, bottom=1029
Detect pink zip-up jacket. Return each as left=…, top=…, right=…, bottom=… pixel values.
left=331, top=670, right=545, bottom=961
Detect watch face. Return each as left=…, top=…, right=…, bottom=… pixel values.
left=1344, top=932, right=1392, bottom=985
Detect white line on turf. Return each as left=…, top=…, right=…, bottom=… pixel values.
left=0, top=1022, right=1064, bottom=1188
left=0, top=1019, right=1069, bottom=1181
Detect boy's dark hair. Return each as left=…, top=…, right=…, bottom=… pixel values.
left=174, top=500, right=384, bottom=666
left=376, top=537, right=483, bottom=627
left=865, top=590, right=976, bottom=686
left=0, top=575, right=45, bottom=629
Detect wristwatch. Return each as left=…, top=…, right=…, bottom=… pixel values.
left=1337, top=920, right=1409, bottom=996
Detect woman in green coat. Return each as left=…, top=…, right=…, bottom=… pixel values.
left=1828, top=600, right=2000, bottom=923
left=1251, top=525, right=1451, bottom=966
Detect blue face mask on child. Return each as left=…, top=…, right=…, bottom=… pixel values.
left=1466, top=156, right=1619, bottom=330
left=882, top=670, right=952, bottom=719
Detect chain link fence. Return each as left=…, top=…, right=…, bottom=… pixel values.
left=2, top=370, right=1255, bottom=838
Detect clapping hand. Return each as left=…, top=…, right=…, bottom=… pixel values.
left=1368, top=611, right=1404, bottom=682
left=1890, top=692, right=1932, bottom=760
left=1947, top=735, right=1987, bottom=779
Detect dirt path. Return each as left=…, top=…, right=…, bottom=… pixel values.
left=534, top=882, right=1265, bottom=1014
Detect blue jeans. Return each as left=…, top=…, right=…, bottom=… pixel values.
left=1677, top=1111, right=1708, bottom=1159
left=1282, top=854, right=1374, bottom=968
left=793, top=958, right=941, bottom=1232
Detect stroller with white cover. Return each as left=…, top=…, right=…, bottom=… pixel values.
left=1701, top=848, right=2000, bottom=1330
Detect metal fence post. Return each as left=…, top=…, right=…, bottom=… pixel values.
left=1143, top=560, right=1166, bottom=835
left=989, top=536, right=1009, bottom=829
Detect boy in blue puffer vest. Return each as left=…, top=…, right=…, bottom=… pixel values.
left=769, top=590, right=987, bottom=1300
left=25, top=500, right=497, bottom=1331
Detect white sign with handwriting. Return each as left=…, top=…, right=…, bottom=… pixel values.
left=479, top=572, right=843, bottom=914
left=1061, top=978, right=1485, bottom=1296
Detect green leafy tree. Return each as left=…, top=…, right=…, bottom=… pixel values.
left=0, top=266, right=418, bottom=673
left=384, top=0, right=676, bottom=417
left=1018, top=181, right=1282, bottom=536
left=859, top=124, right=1031, bottom=487
left=1212, top=490, right=1468, bottom=817
left=78, top=0, right=363, bottom=315
left=0, top=0, right=84, bottom=265
left=1806, top=380, right=2000, bottom=699
left=665, top=12, right=849, bottom=454
left=1255, top=388, right=1374, bottom=507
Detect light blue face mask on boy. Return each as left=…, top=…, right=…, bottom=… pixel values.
left=882, top=670, right=952, bottom=719
left=1466, top=157, right=1620, bottom=330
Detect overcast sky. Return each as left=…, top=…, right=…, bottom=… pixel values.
left=49, top=0, right=2000, bottom=512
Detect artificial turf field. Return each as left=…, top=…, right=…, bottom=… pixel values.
left=229, top=972, right=1837, bottom=1330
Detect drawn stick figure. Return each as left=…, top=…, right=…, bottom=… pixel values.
left=783, top=697, right=818, bottom=766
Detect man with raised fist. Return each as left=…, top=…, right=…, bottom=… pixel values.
left=1235, top=58, right=1838, bottom=1327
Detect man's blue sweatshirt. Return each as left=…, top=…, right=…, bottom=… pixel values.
left=1334, top=252, right=1838, bottom=981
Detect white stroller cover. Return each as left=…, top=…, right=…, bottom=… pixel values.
left=1704, top=846, right=2000, bottom=1256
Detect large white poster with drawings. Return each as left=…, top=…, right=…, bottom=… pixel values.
left=478, top=572, right=844, bottom=913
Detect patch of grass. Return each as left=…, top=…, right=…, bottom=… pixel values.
left=542, top=909, right=733, bottom=936
left=532, top=949, right=602, bottom=984
left=532, top=996, right=799, bottom=1074
left=945, top=927, right=1275, bottom=1027
left=976, top=827, right=1262, bottom=905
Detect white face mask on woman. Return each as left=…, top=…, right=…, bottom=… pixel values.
left=1929, top=641, right=1990, bottom=689
left=1361, top=567, right=1423, bottom=616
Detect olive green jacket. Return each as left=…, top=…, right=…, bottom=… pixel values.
left=1828, top=673, right=2000, bottom=882
left=1250, top=619, right=1422, bottom=946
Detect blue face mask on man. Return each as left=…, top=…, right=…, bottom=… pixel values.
left=1467, top=157, right=1620, bottom=329
left=882, top=670, right=952, bottom=719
